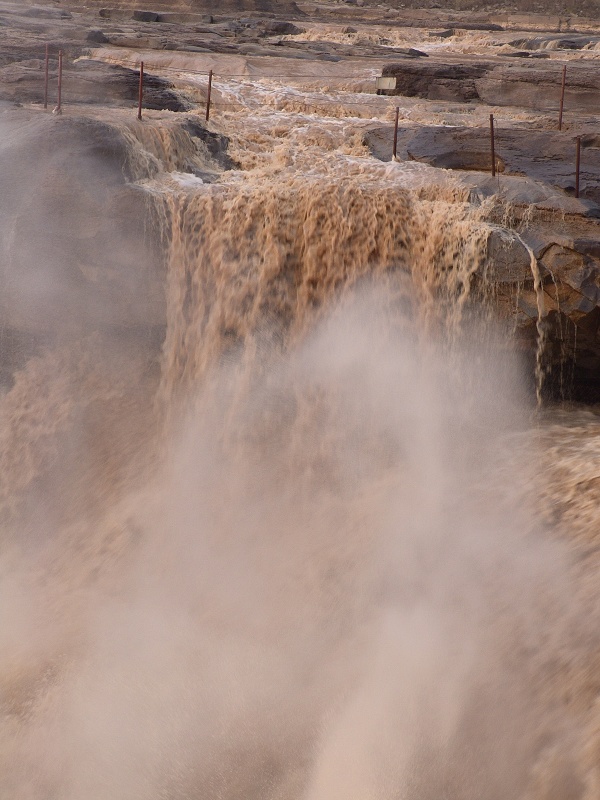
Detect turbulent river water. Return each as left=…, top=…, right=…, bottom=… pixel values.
left=2, top=30, right=600, bottom=800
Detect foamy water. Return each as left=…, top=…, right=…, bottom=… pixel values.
left=2, top=20, right=600, bottom=800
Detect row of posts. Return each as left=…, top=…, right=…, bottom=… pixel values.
left=392, top=64, right=584, bottom=199
left=41, top=50, right=583, bottom=199
left=42, top=50, right=214, bottom=122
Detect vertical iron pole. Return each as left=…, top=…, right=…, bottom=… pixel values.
left=558, top=64, right=567, bottom=131
left=206, top=69, right=213, bottom=122
left=44, top=43, right=49, bottom=110
left=392, top=106, right=399, bottom=160
left=575, top=136, right=581, bottom=198
left=56, top=49, right=63, bottom=114
left=137, top=60, right=144, bottom=120
left=490, top=113, right=496, bottom=178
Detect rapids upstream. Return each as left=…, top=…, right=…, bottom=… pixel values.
left=2, top=13, right=600, bottom=800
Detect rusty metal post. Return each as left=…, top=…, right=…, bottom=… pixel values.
left=490, top=113, right=496, bottom=178
left=137, top=61, right=144, bottom=120
left=206, top=69, right=213, bottom=122
left=575, top=136, right=581, bottom=198
left=55, top=49, right=63, bottom=114
left=392, top=106, right=399, bottom=160
left=558, top=64, right=567, bottom=131
left=44, top=44, right=49, bottom=109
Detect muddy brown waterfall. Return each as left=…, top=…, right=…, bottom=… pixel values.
left=2, top=3, right=600, bottom=798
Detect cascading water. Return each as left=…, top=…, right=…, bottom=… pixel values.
left=1, top=76, right=600, bottom=800
left=155, top=180, right=491, bottom=405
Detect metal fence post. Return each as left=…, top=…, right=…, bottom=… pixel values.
left=206, top=69, right=213, bottom=122
left=490, top=113, right=496, bottom=177
left=558, top=65, right=567, bottom=130
left=44, top=44, right=49, bottom=109
left=137, top=61, right=144, bottom=120
left=55, top=49, right=63, bottom=114
left=575, top=136, right=581, bottom=198
left=392, top=106, right=399, bottom=160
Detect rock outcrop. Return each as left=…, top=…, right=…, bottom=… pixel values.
left=364, top=120, right=600, bottom=399
left=380, top=58, right=600, bottom=115
left=0, top=56, right=192, bottom=111
left=0, top=111, right=233, bottom=341
left=405, top=126, right=600, bottom=206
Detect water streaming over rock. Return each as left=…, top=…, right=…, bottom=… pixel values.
left=1, top=80, right=600, bottom=800
left=155, top=179, right=492, bottom=407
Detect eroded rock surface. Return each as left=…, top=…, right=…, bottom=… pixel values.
left=381, top=58, right=600, bottom=114
left=406, top=126, right=600, bottom=205
left=0, top=111, right=233, bottom=339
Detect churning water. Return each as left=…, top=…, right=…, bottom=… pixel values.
left=1, top=60, right=600, bottom=800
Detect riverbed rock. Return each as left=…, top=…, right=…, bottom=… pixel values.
left=131, top=10, right=159, bottom=22
left=509, top=34, right=600, bottom=50
left=485, top=228, right=534, bottom=283
left=0, top=57, right=191, bottom=112
left=23, top=6, right=72, bottom=19
left=380, top=58, right=600, bottom=115
left=0, top=113, right=162, bottom=333
left=263, top=21, right=304, bottom=35
left=86, top=28, right=110, bottom=43
left=381, top=61, right=488, bottom=101
left=0, top=111, right=233, bottom=335
left=405, top=125, right=600, bottom=205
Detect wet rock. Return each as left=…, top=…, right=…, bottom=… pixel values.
left=510, top=35, right=600, bottom=51
left=0, top=59, right=191, bottom=112
left=379, top=58, right=600, bottom=115
left=363, top=114, right=600, bottom=389
left=429, top=29, right=454, bottom=38
left=0, top=112, right=235, bottom=335
left=106, top=34, right=164, bottom=49
left=123, top=66, right=192, bottom=112
left=451, top=22, right=504, bottom=31
left=95, top=0, right=304, bottom=11
left=23, top=7, right=72, bottom=19
left=540, top=245, right=600, bottom=305
left=132, top=10, right=160, bottom=22
left=581, top=134, right=600, bottom=149
left=404, top=126, right=600, bottom=205
left=396, top=47, right=429, bottom=57
left=485, top=228, right=534, bottom=283
left=0, top=113, right=164, bottom=333
left=407, top=127, right=502, bottom=171
left=263, top=21, right=304, bottom=35
left=86, top=29, right=110, bottom=43
left=381, top=62, right=487, bottom=101
left=573, top=239, right=600, bottom=260
left=181, top=118, right=237, bottom=171
left=541, top=244, right=587, bottom=275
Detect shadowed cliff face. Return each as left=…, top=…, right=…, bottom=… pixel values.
left=0, top=114, right=165, bottom=335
